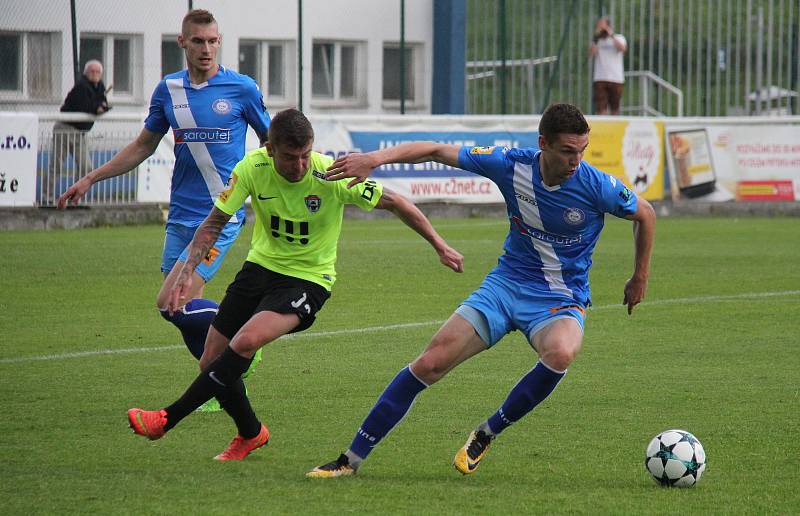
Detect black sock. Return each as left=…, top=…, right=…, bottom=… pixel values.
left=164, top=346, right=253, bottom=431
left=218, top=378, right=262, bottom=439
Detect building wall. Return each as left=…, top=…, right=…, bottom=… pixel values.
left=0, top=0, right=434, bottom=116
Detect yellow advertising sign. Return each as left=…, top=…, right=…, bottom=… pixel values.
left=584, top=120, right=664, bottom=200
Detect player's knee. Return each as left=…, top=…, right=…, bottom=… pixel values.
left=540, top=343, right=578, bottom=371
left=230, top=330, right=267, bottom=356
left=411, top=352, right=448, bottom=384
left=199, top=347, right=223, bottom=370
left=155, top=290, right=170, bottom=311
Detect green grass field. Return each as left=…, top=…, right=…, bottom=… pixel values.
left=1, top=216, right=798, bottom=514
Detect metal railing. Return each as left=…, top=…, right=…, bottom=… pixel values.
left=466, top=0, right=800, bottom=116
left=37, top=113, right=141, bottom=207
left=622, top=70, right=684, bottom=117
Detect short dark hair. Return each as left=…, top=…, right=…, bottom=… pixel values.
left=268, top=108, right=314, bottom=149
left=538, top=103, right=590, bottom=143
left=182, top=9, right=216, bottom=36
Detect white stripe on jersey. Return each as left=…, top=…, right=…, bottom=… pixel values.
left=165, top=78, right=238, bottom=223
left=511, top=161, right=573, bottom=298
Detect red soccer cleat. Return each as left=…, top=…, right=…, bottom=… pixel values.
left=214, top=424, right=270, bottom=461
left=127, top=408, right=168, bottom=440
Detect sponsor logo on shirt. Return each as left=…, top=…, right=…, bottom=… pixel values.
left=618, top=186, right=633, bottom=202
left=512, top=215, right=582, bottom=247
left=563, top=207, right=586, bottom=225
left=361, top=179, right=379, bottom=202
left=470, top=146, right=496, bottom=154
left=218, top=172, right=238, bottom=202
left=174, top=127, right=231, bottom=144
left=515, top=192, right=538, bottom=206
left=305, top=195, right=322, bottom=213
left=212, top=98, right=232, bottom=115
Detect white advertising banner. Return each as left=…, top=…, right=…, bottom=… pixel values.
left=665, top=122, right=800, bottom=202
left=310, top=116, right=543, bottom=203
left=130, top=115, right=800, bottom=206
left=0, top=112, right=38, bottom=207
left=137, top=129, right=175, bottom=203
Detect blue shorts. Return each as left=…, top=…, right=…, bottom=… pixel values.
left=455, top=272, right=586, bottom=347
left=161, top=220, right=243, bottom=283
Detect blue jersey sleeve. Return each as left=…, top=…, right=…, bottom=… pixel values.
left=241, top=77, right=270, bottom=138
left=597, top=172, right=638, bottom=218
left=457, top=145, right=509, bottom=181
left=143, top=81, right=170, bottom=135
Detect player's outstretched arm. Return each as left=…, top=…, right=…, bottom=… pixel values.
left=57, top=128, right=162, bottom=208
left=326, top=142, right=462, bottom=188
left=375, top=187, right=464, bottom=273
left=623, top=198, right=656, bottom=314
left=166, top=207, right=233, bottom=314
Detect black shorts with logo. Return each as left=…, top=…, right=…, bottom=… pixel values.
left=212, top=261, right=331, bottom=340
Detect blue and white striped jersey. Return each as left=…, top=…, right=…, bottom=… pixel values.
left=144, top=66, right=270, bottom=226
left=458, top=145, right=638, bottom=306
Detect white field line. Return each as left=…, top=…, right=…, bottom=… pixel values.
left=2, top=289, right=797, bottom=365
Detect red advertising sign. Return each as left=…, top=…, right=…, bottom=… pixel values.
left=736, top=180, right=795, bottom=201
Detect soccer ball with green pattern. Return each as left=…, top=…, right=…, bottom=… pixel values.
left=645, top=429, right=706, bottom=487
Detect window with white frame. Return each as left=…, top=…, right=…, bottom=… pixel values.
left=79, top=33, right=141, bottom=100
left=383, top=43, right=423, bottom=104
left=0, top=31, right=59, bottom=100
left=312, top=41, right=364, bottom=104
left=239, top=40, right=292, bottom=103
left=161, top=37, right=184, bottom=77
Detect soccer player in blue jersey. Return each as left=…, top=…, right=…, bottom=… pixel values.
left=307, top=103, right=656, bottom=477
left=58, top=10, right=270, bottom=410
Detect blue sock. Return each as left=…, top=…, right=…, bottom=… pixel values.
left=486, top=360, right=566, bottom=435
left=348, top=366, right=427, bottom=460
left=159, top=298, right=218, bottom=360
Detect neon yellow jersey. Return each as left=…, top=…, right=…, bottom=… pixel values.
left=214, top=147, right=383, bottom=291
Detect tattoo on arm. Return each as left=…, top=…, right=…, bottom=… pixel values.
left=185, top=208, right=231, bottom=270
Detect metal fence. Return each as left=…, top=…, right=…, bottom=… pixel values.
left=466, top=0, right=800, bottom=116
left=37, top=114, right=140, bottom=206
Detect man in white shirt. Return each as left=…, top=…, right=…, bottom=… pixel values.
left=589, top=16, right=627, bottom=115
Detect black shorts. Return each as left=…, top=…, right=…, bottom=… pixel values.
left=212, top=261, right=331, bottom=340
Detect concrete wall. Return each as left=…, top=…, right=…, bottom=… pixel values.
left=3, top=201, right=799, bottom=231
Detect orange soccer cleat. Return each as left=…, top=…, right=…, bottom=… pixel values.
left=127, top=408, right=168, bottom=440
left=213, top=423, right=270, bottom=461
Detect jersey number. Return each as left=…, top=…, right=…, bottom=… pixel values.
left=271, top=215, right=309, bottom=244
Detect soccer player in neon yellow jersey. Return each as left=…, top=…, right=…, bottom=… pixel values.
left=126, top=108, right=464, bottom=460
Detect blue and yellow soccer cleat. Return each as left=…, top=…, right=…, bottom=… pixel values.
left=453, top=430, right=494, bottom=475
left=306, top=454, right=356, bottom=478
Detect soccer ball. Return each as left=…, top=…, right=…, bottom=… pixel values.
left=645, top=429, right=706, bottom=487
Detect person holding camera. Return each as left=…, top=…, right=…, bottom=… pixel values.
left=588, top=16, right=627, bottom=115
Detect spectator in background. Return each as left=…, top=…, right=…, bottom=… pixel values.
left=46, top=59, right=110, bottom=204
left=589, top=16, right=627, bottom=115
